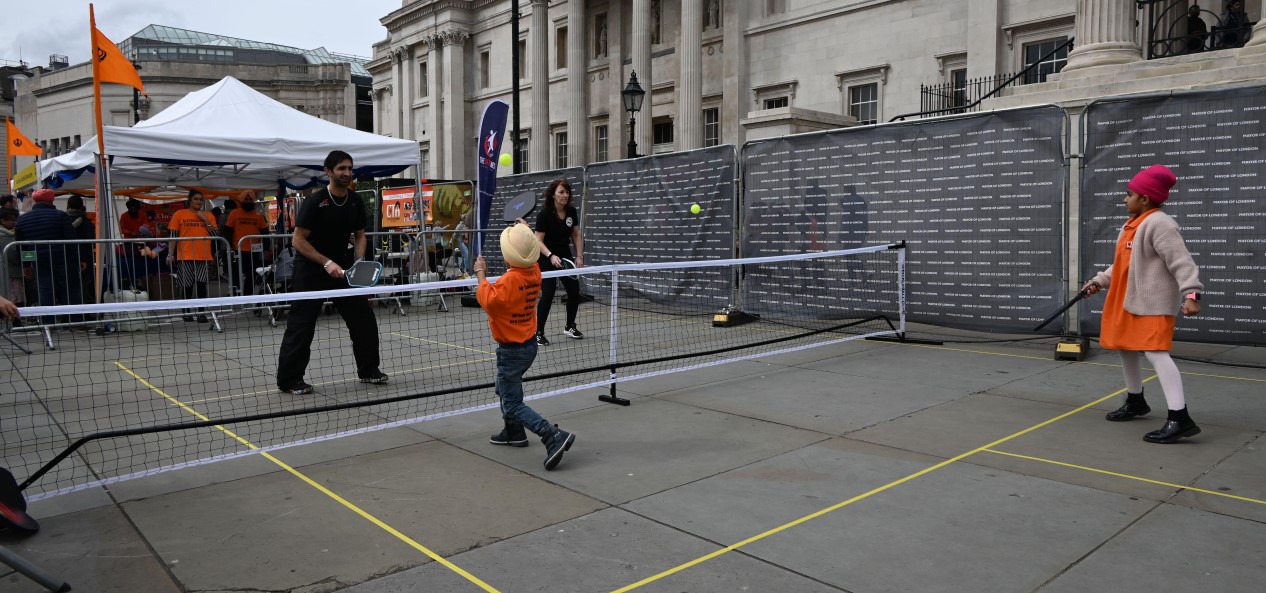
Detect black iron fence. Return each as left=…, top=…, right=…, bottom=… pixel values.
left=1138, top=0, right=1253, bottom=59
left=918, top=73, right=1022, bottom=116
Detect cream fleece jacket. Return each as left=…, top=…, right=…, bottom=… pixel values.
left=1091, top=210, right=1203, bottom=316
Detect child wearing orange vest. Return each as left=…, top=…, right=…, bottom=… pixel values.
left=474, top=222, right=576, bottom=470
left=1083, top=164, right=1203, bottom=444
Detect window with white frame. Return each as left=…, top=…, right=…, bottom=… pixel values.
left=1022, top=37, right=1070, bottom=84
left=703, top=108, right=720, bottom=147
left=420, top=148, right=430, bottom=179
left=419, top=60, right=429, bottom=97
left=836, top=64, right=889, bottom=125
left=752, top=79, right=797, bottom=112
left=516, top=133, right=530, bottom=171
left=1004, top=16, right=1074, bottom=85
left=594, top=124, right=609, bottom=162
left=653, top=119, right=674, bottom=147
left=555, top=131, right=569, bottom=168
left=479, top=46, right=491, bottom=89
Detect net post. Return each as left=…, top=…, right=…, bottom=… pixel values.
left=598, top=268, right=630, bottom=406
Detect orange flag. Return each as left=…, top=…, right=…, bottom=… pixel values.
left=6, top=119, right=42, bottom=156
left=91, top=25, right=145, bottom=94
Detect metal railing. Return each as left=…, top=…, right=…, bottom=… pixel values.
left=917, top=73, right=1023, bottom=117
left=891, top=37, right=1075, bottom=122
left=1138, top=1, right=1251, bottom=59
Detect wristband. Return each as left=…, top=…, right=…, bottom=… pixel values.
left=323, top=259, right=333, bottom=269
left=1185, top=292, right=1200, bottom=302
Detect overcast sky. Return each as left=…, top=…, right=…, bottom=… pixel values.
left=3, top=0, right=403, bottom=68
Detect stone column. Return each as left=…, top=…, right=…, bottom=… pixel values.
left=530, top=0, right=550, bottom=171
left=722, top=0, right=749, bottom=147
left=678, top=0, right=703, bottom=150
left=400, top=46, right=414, bottom=140
left=1061, top=0, right=1142, bottom=73
left=1243, top=12, right=1266, bottom=49
left=440, top=30, right=469, bottom=179
left=371, top=88, right=382, bottom=135
left=632, top=0, right=653, bottom=155
left=567, top=0, right=588, bottom=167
left=391, top=51, right=403, bottom=138
left=608, top=4, right=627, bottom=161
left=424, top=38, right=442, bottom=179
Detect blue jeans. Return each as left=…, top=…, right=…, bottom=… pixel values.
left=497, top=340, right=552, bottom=437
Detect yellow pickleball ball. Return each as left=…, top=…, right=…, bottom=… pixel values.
left=690, top=203, right=701, bottom=214
left=499, top=153, right=513, bottom=167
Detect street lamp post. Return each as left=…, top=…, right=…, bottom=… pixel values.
left=622, top=71, right=646, bottom=159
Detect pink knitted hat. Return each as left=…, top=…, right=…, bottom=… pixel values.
left=32, top=189, right=56, bottom=203
left=1128, top=164, right=1177, bottom=204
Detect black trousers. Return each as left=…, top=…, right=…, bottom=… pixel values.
left=537, top=263, right=580, bottom=334
left=276, top=266, right=380, bottom=388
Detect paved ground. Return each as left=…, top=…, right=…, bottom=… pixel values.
left=2, top=326, right=1264, bottom=593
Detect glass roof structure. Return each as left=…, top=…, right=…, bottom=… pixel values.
left=118, top=24, right=371, bottom=77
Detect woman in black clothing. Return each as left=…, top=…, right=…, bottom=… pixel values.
left=533, top=178, right=584, bottom=345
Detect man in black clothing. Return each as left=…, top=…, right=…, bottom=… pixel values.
left=276, top=150, right=388, bottom=395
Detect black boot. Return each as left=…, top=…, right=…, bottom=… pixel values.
left=1105, top=391, right=1150, bottom=421
left=543, top=425, right=575, bottom=471
left=1143, top=407, right=1201, bottom=444
left=490, top=421, right=529, bottom=447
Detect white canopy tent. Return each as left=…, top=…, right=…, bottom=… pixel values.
left=39, top=76, right=419, bottom=190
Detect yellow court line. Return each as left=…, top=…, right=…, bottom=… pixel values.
left=114, top=361, right=502, bottom=593
left=608, top=377, right=1156, bottom=593
left=982, top=448, right=1266, bottom=506
left=389, top=331, right=494, bottom=355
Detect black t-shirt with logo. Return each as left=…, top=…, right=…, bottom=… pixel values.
left=295, top=188, right=367, bottom=274
left=534, top=205, right=579, bottom=264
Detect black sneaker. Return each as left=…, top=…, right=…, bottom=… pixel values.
left=490, top=422, right=530, bottom=447
left=359, top=370, right=389, bottom=385
left=543, top=426, right=575, bottom=471
left=196, top=315, right=209, bottom=323
left=536, top=334, right=550, bottom=346
left=279, top=381, right=314, bottom=395
left=563, top=326, right=584, bottom=339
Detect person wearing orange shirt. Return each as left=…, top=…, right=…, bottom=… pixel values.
left=119, top=198, right=145, bottom=239
left=225, top=190, right=270, bottom=296
left=1082, top=164, right=1203, bottom=444
left=475, top=221, right=576, bottom=471
left=167, top=190, right=218, bottom=323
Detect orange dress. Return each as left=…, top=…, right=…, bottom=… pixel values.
left=1099, top=209, right=1175, bottom=351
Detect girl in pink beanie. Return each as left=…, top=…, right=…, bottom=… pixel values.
left=1082, top=164, right=1204, bottom=443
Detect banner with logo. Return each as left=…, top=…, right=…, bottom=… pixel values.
left=381, top=186, right=422, bottom=228
left=1081, top=87, right=1266, bottom=345
left=474, top=99, right=510, bottom=255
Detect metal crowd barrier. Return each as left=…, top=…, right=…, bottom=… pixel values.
left=2, top=236, right=235, bottom=349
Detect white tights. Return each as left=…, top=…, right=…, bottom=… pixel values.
left=1119, top=350, right=1186, bottom=411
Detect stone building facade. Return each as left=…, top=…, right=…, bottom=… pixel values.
left=12, top=25, right=372, bottom=166
left=370, top=0, right=1264, bottom=181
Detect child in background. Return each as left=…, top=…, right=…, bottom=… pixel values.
left=474, top=222, right=576, bottom=470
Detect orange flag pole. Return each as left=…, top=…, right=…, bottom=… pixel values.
left=89, top=4, right=109, bottom=303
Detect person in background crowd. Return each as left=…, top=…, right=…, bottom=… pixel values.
left=0, top=195, right=15, bottom=210
left=120, top=198, right=146, bottom=239
left=64, top=195, right=96, bottom=304
left=225, top=190, right=270, bottom=296
left=167, top=190, right=217, bottom=323
left=1082, top=164, right=1204, bottom=444
left=1217, top=0, right=1252, bottom=48
left=15, top=189, right=82, bottom=324
left=1185, top=4, right=1209, bottom=53
left=0, top=208, right=23, bottom=312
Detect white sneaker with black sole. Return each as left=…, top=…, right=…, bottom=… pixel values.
left=563, top=326, right=584, bottom=339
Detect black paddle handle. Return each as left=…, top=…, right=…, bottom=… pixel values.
left=1033, top=288, right=1091, bottom=332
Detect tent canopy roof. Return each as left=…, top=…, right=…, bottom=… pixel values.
left=40, top=76, right=417, bottom=190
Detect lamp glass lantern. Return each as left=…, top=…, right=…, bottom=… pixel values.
left=622, top=71, right=646, bottom=158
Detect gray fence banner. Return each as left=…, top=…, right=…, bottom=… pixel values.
left=485, top=167, right=584, bottom=275
left=1081, top=87, right=1266, bottom=345
left=583, top=146, right=738, bottom=306
left=742, top=106, right=1067, bottom=333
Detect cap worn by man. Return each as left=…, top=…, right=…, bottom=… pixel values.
left=32, top=189, right=56, bottom=203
